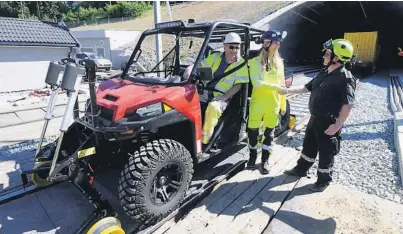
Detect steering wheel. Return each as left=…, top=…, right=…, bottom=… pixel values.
left=196, top=81, right=225, bottom=95
left=204, top=86, right=225, bottom=94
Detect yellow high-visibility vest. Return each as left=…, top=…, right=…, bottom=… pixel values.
left=248, top=55, right=287, bottom=113
left=201, top=52, right=249, bottom=96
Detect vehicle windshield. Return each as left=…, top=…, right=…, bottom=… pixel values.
left=123, top=30, right=206, bottom=85
left=121, top=23, right=263, bottom=85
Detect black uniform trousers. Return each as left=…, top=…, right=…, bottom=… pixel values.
left=295, top=115, right=341, bottom=184
left=248, top=127, right=274, bottom=164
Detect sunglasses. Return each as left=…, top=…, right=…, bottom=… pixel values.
left=228, top=45, right=240, bottom=50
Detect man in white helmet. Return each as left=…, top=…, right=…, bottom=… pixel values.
left=185, top=32, right=249, bottom=145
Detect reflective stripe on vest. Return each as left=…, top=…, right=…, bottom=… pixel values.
left=213, top=59, right=249, bottom=96
left=201, top=52, right=249, bottom=96
left=250, top=57, right=268, bottom=88
left=249, top=56, right=282, bottom=88
left=201, top=53, right=222, bottom=72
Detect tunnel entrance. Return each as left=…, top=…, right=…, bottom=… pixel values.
left=267, top=1, right=403, bottom=72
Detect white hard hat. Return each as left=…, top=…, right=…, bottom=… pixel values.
left=223, top=32, right=241, bottom=44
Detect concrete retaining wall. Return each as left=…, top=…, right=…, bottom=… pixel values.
left=0, top=46, right=71, bottom=93
left=394, top=112, right=403, bottom=187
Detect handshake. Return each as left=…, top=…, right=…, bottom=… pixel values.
left=277, top=85, right=288, bottom=95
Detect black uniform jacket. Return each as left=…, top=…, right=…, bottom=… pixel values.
left=305, top=65, right=356, bottom=118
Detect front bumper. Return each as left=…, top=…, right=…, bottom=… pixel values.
left=77, top=109, right=187, bottom=141
left=96, top=65, right=112, bottom=70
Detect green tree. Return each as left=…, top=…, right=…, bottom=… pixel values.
left=0, top=1, right=153, bottom=24
left=0, top=1, right=31, bottom=18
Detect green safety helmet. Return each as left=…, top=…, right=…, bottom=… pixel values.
left=323, top=38, right=354, bottom=62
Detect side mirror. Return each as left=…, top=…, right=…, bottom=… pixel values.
left=254, top=36, right=262, bottom=44
left=196, top=67, right=214, bottom=81
left=285, top=75, right=294, bottom=87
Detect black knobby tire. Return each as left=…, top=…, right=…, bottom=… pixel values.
left=118, top=139, right=193, bottom=225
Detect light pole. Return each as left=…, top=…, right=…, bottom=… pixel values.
left=154, top=1, right=163, bottom=76
left=166, top=1, right=173, bottom=21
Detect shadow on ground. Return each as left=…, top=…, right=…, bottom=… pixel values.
left=0, top=142, right=37, bottom=193
left=0, top=182, right=94, bottom=234
left=203, top=173, right=337, bottom=234
left=0, top=140, right=251, bottom=233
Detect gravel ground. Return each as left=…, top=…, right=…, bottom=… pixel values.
left=305, top=71, right=403, bottom=204
left=291, top=72, right=317, bottom=86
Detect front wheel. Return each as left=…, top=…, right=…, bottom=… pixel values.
left=118, top=139, right=193, bottom=225
left=31, top=161, right=53, bottom=187
left=86, top=217, right=124, bottom=234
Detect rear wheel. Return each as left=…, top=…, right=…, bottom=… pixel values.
left=118, top=139, right=193, bottom=225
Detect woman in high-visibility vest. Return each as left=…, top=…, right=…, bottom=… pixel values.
left=246, top=29, right=288, bottom=174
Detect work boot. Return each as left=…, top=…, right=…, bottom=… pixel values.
left=246, top=163, right=256, bottom=169
left=246, top=159, right=257, bottom=169
left=259, top=163, right=269, bottom=175
left=284, top=167, right=307, bottom=177
left=259, top=153, right=269, bottom=175
left=246, top=151, right=257, bottom=169
left=309, top=182, right=329, bottom=192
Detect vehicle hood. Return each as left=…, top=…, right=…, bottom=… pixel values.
left=94, top=58, right=112, bottom=65
left=96, top=79, right=179, bottom=120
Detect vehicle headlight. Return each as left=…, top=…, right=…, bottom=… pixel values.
left=136, top=103, right=164, bottom=118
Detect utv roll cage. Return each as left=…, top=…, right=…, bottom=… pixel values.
left=120, top=19, right=265, bottom=84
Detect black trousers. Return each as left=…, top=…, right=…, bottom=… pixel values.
left=247, top=127, right=274, bottom=164
left=295, top=115, right=341, bottom=184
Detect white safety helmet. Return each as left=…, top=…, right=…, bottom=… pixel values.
left=223, top=32, right=241, bottom=44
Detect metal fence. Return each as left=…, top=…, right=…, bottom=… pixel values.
left=65, top=16, right=136, bottom=28
left=64, top=2, right=190, bottom=28
left=64, top=1, right=292, bottom=29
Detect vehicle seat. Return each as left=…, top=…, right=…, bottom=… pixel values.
left=208, top=83, right=247, bottom=147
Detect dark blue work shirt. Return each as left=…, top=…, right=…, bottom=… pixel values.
left=214, top=53, right=238, bottom=76
left=209, top=53, right=236, bottom=89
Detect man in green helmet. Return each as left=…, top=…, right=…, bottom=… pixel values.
left=280, top=38, right=357, bottom=192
